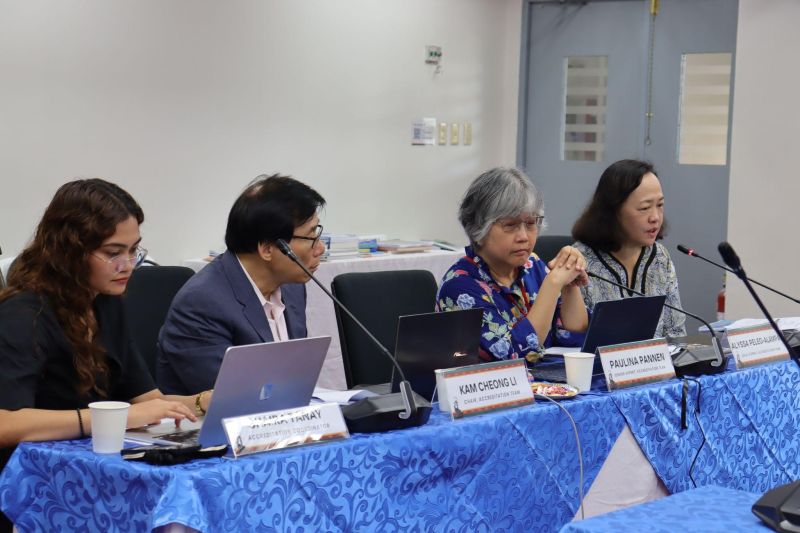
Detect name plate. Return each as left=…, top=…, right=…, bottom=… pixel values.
left=727, top=324, right=790, bottom=368
left=222, top=403, right=349, bottom=458
left=439, top=359, right=534, bottom=419
left=598, top=338, right=675, bottom=391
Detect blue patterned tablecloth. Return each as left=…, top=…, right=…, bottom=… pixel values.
left=559, top=485, right=769, bottom=532
left=3, top=359, right=799, bottom=532
left=613, top=359, right=800, bottom=495
left=0, top=394, right=624, bottom=533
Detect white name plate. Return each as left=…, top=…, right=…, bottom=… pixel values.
left=439, top=359, right=534, bottom=419
left=727, top=324, right=790, bottom=368
left=222, top=403, right=349, bottom=458
left=598, top=338, right=675, bottom=391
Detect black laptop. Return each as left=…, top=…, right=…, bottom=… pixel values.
left=534, top=295, right=667, bottom=383
left=384, top=308, right=483, bottom=400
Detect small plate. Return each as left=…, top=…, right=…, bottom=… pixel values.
left=530, top=382, right=579, bottom=400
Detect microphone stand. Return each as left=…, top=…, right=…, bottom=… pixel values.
left=718, top=242, right=798, bottom=366
left=678, top=244, right=800, bottom=305
left=276, top=239, right=430, bottom=431
left=586, top=271, right=726, bottom=373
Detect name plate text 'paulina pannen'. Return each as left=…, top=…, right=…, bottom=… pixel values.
left=598, top=338, right=675, bottom=391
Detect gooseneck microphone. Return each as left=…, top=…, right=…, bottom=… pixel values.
left=276, top=239, right=431, bottom=432
left=586, top=271, right=726, bottom=375
left=678, top=244, right=800, bottom=305
left=717, top=241, right=797, bottom=364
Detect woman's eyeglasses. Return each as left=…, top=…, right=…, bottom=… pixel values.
left=92, top=246, right=148, bottom=273
left=498, top=217, right=545, bottom=234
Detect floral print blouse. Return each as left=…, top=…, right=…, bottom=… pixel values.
left=437, top=246, right=588, bottom=362
left=572, top=241, right=687, bottom=338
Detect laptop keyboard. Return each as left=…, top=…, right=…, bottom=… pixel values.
left=154, top=428, right=201, bottom=445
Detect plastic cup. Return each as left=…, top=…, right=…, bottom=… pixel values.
left=563, top=352, right=596, bottom=392
left=88, top=401, right=130, bottom=453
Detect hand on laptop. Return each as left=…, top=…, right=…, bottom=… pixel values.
left=127, top=399, right=197, bottom=429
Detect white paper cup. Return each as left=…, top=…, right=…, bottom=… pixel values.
left=563, top=352, right=595, bottom=392
left=88, top=401, right=130, bottom=454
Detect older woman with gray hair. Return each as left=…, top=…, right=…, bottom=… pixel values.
left=437, top=167, right=589, bottom=362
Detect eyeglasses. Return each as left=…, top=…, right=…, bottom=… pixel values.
left=92, top=246, right=148, bottom=273
left=291, top=224, right=324, bottom=247
left=498, top=216, right=545, bottom=234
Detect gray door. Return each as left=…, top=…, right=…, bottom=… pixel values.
left=519, top=0, right=738, bottom=323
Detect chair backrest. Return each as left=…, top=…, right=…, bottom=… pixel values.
left=331, top=269, right=438, bottom=388
left=0, top=269, right=5, bottom=289
left=124, top=266, right=195, bottom=380
left=533, top=235, right=574, bottom=263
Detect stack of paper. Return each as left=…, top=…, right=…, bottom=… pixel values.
left=323, top=234, right=360, bottom=261
left=377, top=239, right=435, bottom=253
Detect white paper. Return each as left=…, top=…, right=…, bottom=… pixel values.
left=703, top=317, right=800, bottom=332
left=311, top=387, right=378, bottom=404
left=544, top=346, right=581, bottom=355
left=411, top=117, right=437, bottom=146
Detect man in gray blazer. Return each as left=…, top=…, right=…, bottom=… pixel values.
left=156, top=175, right=326, bottom=396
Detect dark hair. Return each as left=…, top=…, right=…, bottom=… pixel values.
left=572, top=159, right=667, bottom=252
left=0, top=178, right=144, bottom=397
left=224, top=174, right=326, bottom=254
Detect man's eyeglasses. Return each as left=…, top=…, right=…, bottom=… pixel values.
left=291, top=225, right=324, bottom=247
left=498, top=216, right=545, bottom=234
left=92, top=246, right=148, bottom=273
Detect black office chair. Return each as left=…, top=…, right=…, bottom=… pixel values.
left=331, top=270, right=438, bottom=389
left=124, top=266, right=195, bottom=380
left=533, top=235, right=574, bottom=263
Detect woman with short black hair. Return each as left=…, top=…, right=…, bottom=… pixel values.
left=572, top=159, right=686, bottom=337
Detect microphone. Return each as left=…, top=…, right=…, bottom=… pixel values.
left=678, top=244, right=800, bottom=305
left=586, top=271, right=726, bottom=376
left=275, top=239, right=431, bottom=432
left=717, top=241, right=797, bottom=364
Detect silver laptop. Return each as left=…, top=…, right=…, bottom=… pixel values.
left=125, top=336, right=331, bottom=448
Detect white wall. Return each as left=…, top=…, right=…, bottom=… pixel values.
left=0, top=0, right=522, bottom=264
left=726, top=0, right=800, bottom=319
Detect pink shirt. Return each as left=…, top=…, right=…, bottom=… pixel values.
left=238, top=257, right=289, bottom=342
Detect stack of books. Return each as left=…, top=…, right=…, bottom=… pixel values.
left=322, top=234, right=360, bottom=261
left=377, top=240, right=435, bottom=254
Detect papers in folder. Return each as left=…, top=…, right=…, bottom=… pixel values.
left=699, top=317, right=800, bottom=332
left=311, top=387, right=379, bottom=404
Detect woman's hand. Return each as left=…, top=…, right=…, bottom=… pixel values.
left=126, top=398, right=197, bottom=429
left=546, top=246, right=589, bottom=288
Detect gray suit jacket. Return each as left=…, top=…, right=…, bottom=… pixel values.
left=156, top=251, right=307, bottom=395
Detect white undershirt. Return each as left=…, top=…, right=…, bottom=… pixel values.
left=238, top=257, right=289, bottom=342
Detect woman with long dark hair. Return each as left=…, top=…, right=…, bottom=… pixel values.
left=572, top=159, right=686, bottom=337
left=0, top=179, right=208, bottom=519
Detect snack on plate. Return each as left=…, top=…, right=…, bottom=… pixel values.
left=530, top=382, right=579, bottom=399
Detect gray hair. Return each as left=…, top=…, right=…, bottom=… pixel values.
left=458, top=167, right=545, bottom=247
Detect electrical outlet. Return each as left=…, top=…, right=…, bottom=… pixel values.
left=450, top=123, right=459, bottom=145
left=438, top=122, right=448, bottom=145
left=464, top=122, right=472, bottom=145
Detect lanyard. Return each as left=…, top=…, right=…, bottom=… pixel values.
left=463, top=256, right=531, bottom=317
